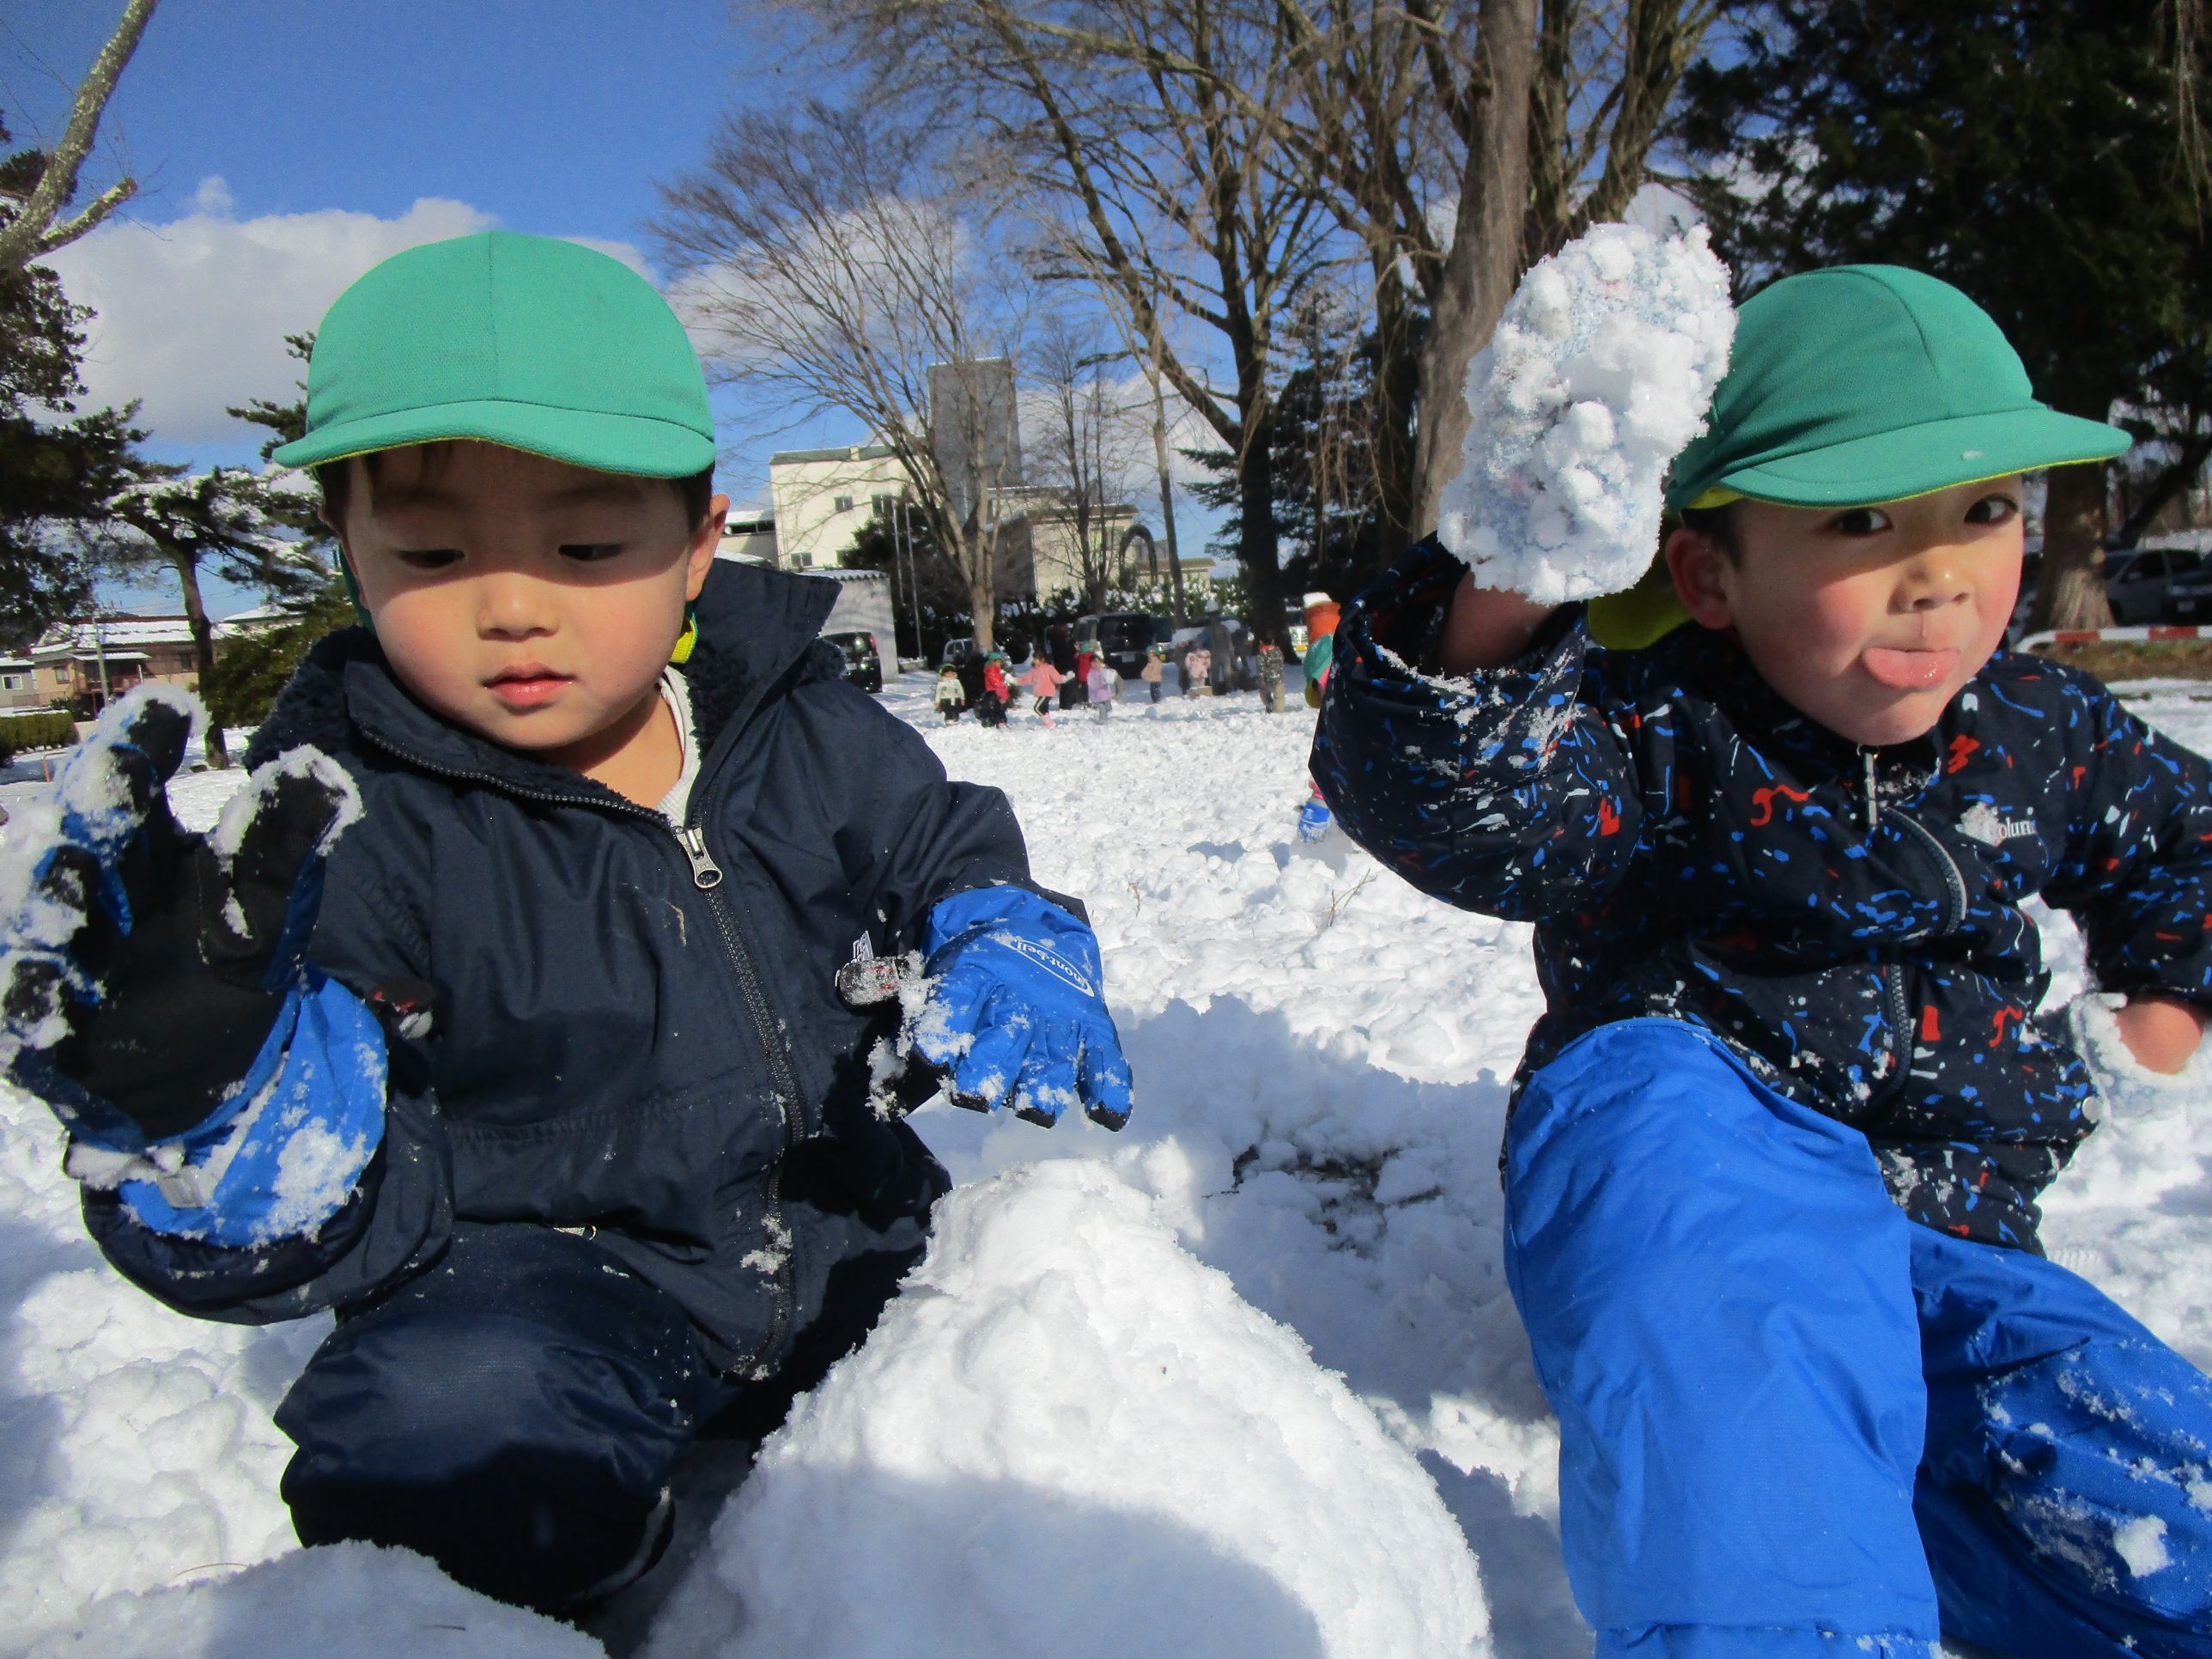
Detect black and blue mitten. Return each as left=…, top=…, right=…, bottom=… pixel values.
left=1, top=686, right=387, bottom=1245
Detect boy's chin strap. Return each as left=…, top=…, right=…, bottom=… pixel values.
left=337, top=556, right=374, bottom=632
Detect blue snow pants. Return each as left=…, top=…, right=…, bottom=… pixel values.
left=274, top=1218, right=923, bottom=1612
left=1503, top=1018, right=2212, bottom=1659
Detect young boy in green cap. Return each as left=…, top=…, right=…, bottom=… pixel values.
left=0, top=230, right=1133, bottom=1613
left=1316, top=228, right=2212, bottom=1657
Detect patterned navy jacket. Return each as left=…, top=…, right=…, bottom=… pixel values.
left=1313, top=538, right=2212, bottom=1251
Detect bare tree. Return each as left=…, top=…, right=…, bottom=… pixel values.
left=1028, top=314, right=1150, bottom=608
left=787, top=0, right=1729, bottom=591
left=657, top=103, right=1032, bottom=652
left=1269, top=0, right=1729, bottom=535
left=0, top=0, right=161, bottom=272
left=794, top=0, right=1339, bottom=635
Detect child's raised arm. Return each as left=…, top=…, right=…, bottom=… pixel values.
left=1313, top=223, right=1734, bottom=916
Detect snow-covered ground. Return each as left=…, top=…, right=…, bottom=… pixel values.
left=7, top=672, right=2212, bottom=1657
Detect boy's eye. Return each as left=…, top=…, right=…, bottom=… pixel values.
left=1965, top=495, right=2021, bottom=526
left=398, top=548, right=463, bottom=570
left=1831, top=507, right=1893, bottom=536
left=557, top=543, right=626, bottom=562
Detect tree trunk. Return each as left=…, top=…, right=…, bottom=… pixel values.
left=1239, top=407, right=1289, bottom=640
left=2115, top=429, right=2212, bottom=547
left=964, top=526, right=997, bottom=656
left=1370, top=257, right=1421, bottom=560
left=1412, top=0, right=1540, bottom=536
left=168, top=543, right=229, bottom=768
left=2027, top=463, right=2115, bottom=633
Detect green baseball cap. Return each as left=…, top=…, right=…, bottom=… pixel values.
left=1663, top=264, right=2129, bottom=511
left=272, top=230, right=714, bottom=478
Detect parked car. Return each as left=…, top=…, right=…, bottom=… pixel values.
left=2166, top=556, right=2212, bottom=623
left=1074, top=611, right=1170, bottom=680
left=937, top=636, right=976, bottom=669
left=2103, top=546, right=2206, bottom=625
left=823, top=629, right=884, bottom=694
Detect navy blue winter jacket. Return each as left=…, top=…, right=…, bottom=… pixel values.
left=1314, top=538, right=2212, bottom=1251
left=87, top=560, right=1034, bottom=1375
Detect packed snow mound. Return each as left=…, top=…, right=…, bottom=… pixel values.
left=27, top=1541, right=601, bottom=1659
left=642, top=1158, right=1492, bottom=1659
left=1436, top=222, right=1734, bottom=604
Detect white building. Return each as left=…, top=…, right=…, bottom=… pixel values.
left=717, top=507, right=777, bottom=566
left=767, top=445, right=908, bottom=571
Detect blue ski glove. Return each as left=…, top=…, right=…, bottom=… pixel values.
left=909, top=885, right=1133, bottom=1129
left=1, top=687, right=388, bottom=1246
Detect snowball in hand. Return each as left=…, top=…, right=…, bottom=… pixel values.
left=1436, top=222, right=1735, bottom=604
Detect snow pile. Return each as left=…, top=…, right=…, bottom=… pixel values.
left=24, top=1541, right=600, bottom=1659
left=1436, top=223, right=1734, bottom=603
left=9, top=679, right=2212, bottom=1657
left=643, top=1158, right=1490, bottom=1659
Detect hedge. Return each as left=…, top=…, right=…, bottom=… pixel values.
left=0, top=710, right=79, bottom=760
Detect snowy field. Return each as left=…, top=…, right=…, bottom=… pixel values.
left=7, top=672, right=2212, bottom=1656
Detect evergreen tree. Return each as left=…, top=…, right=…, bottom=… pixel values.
left=0, top=115, right=136, bottom=647
left=1674, top=0, right=2212, bottom=628
left=1188, top=295, right=1411, bottom=626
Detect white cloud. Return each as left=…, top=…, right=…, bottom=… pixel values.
left=38, top=192, right=651, bottom=450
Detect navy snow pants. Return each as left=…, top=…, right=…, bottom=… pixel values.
left=274, top=1217, right=923, bottom=1613
left=1504, top=1018, right=2212, bottom=1659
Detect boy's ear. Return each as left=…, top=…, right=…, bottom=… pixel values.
left=685, top=493, right=728, bottom=600
left=1665, top=526, right=1735, bottom=630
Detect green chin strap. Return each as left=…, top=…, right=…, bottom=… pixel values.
left=337, top=555, right=374, bottom=632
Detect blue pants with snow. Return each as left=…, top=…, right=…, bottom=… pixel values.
left=1503, top=1018, right=2212, bottom=1659
left=276, top=1218, right=924, bottom=1612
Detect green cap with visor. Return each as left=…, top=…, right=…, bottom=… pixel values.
left=1589, top=264, right=2130, bottom=648
left=1664, top=264, right=2127, bottom=511
left=272, top=230, right=714, bottom=478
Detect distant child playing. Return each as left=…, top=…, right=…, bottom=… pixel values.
left=935, top=662, right=965, bottom=722
left=1085, top=651, right=1121, bottom=722
left=1318, top=242, right=2212, bottom=1657
left=0, top=232, right=1133, bottom=1615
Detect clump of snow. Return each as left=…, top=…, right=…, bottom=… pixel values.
left=206, top=744, right=363, bottom=867
left=1436, top=223, right=1735, bottom=603
left=25, top=1540, right=600, bottom=1658
left=2113, top=1514, right=2173, bottom=1578
left=642, top=1159, right=1490, bottom=1659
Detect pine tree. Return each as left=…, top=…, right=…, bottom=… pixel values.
left=0, top=116, right=136, bottom=647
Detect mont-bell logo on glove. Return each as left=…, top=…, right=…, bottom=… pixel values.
left=997, top=933, right=1097, bottom=997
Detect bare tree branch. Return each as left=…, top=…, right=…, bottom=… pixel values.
left=0, top=0, right=161, bottom=271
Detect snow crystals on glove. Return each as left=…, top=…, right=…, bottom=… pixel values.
left=0, top=684, right=202, bottom=1058
left=1436, top=222, right=1735, bottom=604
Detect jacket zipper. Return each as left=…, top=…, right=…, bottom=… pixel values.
left=358, top=726, right=804, bottom=1379
left=672, top=811, right=805, bottom=1378
left=1856, top=747, right=1966, bottom=1111
left=1886, top=808, right=1968, bottom=934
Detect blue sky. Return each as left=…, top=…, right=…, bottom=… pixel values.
left=5, top=0, right=877, bottom=612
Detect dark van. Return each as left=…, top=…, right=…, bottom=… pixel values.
left=822, top=629, right=884, bottom=694
left=1075, top=611, right=1167, bottom=680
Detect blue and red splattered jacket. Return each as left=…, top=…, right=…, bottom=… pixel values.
left=1313, top=538, right=2212, bottom=1250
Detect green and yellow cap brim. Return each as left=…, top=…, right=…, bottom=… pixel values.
left=272, top=400, right=715, bottom=479
left=1666, top=405, right=2130, bottom=514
